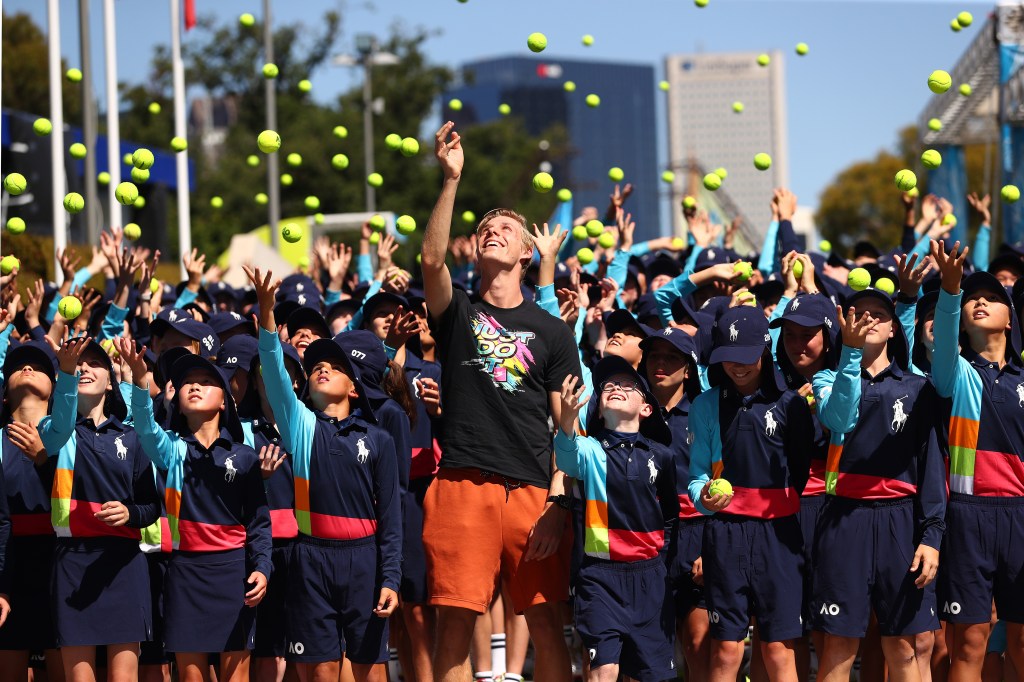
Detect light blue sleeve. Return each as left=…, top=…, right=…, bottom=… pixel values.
left=629, top=242, right=651, bottom=257
left=553, top=429, right=586, bottom=479
left=973, top=224, right=991, bottom=272
left=910, top=235, right=932, bottom=261
left=0, top=324, right=15, bottom=387
left=241, top=419, right=255, bottom=449
left=582, top=259, right=600, bottom=275
left=698, top=365, right=710, bottom=392
left=38, top=370, right=79, bottom=454
left=97, top=304, right=129, bottom=342
left=173, top=287, right=198, bottom=310
left=683, top=246, right=704, bottom=274
left=931, top=289, right=969, bottom=399
left=757, top=220, right=780, bottom=274
left=535, top=284, right=559, bottom=318
left=344, top=280, right=383, bottom=332
left=119, top=381, right=133, bottom=421
left=811, top=345, right=863, bottom=435
left=325, top=289, right=342, bottom=305
left=608, top=249, right=631, bottom=309
left=653, top=270, right=697, bottom=328
left=357, top=253, right=373, bottom=285
left=257, top=328, right=316, bottom=458
left=686, top=390, right=717, bottom=516
left=71, top=267, right=92, bottom=293
left=768, top=294, right=791, bottom=363
left=130, top=383, right=183, bottom=471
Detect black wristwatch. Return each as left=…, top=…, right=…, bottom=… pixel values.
left=547, top=494, right=571, bottom=510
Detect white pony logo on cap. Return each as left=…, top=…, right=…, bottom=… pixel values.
left=729, top=321, right=739, bottom=342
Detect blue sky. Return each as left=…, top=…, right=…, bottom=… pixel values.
left=7, top=0, right=994, bottom=214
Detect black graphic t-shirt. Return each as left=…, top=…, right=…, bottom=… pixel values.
left=434, top=289, right=581, bottom=488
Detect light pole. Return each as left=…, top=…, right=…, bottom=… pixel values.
left=264, top=0, right=281, bottom=249
left=333, top=35, right=398, bottom=213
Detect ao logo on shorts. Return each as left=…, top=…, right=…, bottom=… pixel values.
left=288, top=641, right=305, bottom=655
left=943, top=602, right=962, bottom=615
left=819, top=603, right=840, bottom=616
left=708, top=611, right=721, bottom=623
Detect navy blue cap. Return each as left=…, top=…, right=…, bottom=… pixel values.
left=332, top=330, right=389, bottom=401
left=167, top=316, right=220, bottom=358
left=150, top=307, right=191, bottom=337
left=278, top=274, right=319, bottom=300
left=768, top=293, right=839, bottom=332
left=217, top=335, right=259, bottom=374
left=209, top=311, right=254, bottom=339
left=987, top=253, right=1024, bottom=278
left=207, top=281, right=241, bottom=302
left=174, top=281, right=212, bottom=304
left=645, top=254, right=682, bottom=281
left=301, top=337, right=375, bottom=420
left=181, top=301, right=211, bottom=322
left=709, top=306, right=771, bottom=366
left=604, top=309, right=657, bottom=339
left=362, top=292, right=409, bottom=322
left=639, top=327, right=699, bottom=367
left=853, top=240, right=882, bottom=261
left=693, top=247, right=731, bottom=273
left=633, top=294, right=663, bottom=326
left=325, top=298, right=361, bottom=324
left=960, top=271, right=1023, bottom=366
left=845, top=288, right=909, bottom=369
left=155, top=346, right=192, bottom=387
left=79, top=340, right=128, bottom=420
left=169, top=354, right=244, bottom=442
left=285, top=307, right=330, bottom=340
left=3, top=340, right=58, bottom=385
left=587, top=355, right=670, bottom=444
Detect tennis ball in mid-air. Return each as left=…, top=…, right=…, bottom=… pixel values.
left=921, top=149, right=942, bottom=169
left=332, top=153, right=349, bottom=170
left=369, top=232, right=380, bottom=245
left=67, top=68, right=83, bottom=83
left=557, top=188, right=572, bottom=202
left=848, top=267, right=871, bottom=291
left=281, top=223, right=303, bottom=243
left=298, top=79, right=312, bottom=93
left=33, top=118, right=52, bottom=136
left=133, top=148, right=155, bottom=169
left=957, top=11, right=973, bottom=27
left=895, top=169, right=917, bottom=192
left=708, top=479, right=733, bottom=496
left=97, top=172, right=110, bottom=185
left=564, top=81, right=576, bottom=92
left=210, top=196, right=223, bottom=209
left=461, top=210, right=476, bottom=224
left=63, top=192, right=85, bottom=214
left=928, top=70, right=952, bottom=94
left=757, top=54, right=770, bottom=67
left=385, top=134, right=402, bottom=150
left=148, top=102, right=161, bottom=114
left=908, top=187, right=920, bottom=198
left=796, top=42, right=809, bottom=56
left=369, top=214, right=387, bottom=231
left=170, top=136, right=188, bottom=152
left=959, top=83, right=972, bottom=97
left=951, top=19, right=962, bottom=32
left=714, top=167, right=728, bottom=179
left=532, top=172, right=554, bottom=193
left=448, top=99, right=463, bottom=111
left=598, top=232, right=615, bottom=249
left=6, top=218, right=26, bottom=235
left=4, top=173, right=27, bottom=195
left=286, top=152, right=302, bottom=166
left=115, top=181, right=139, bottom=206
left=753, top=153, right=772, bottom=170
left=683, top=196, right=696, bottom=209
left=527, top=32, right=547, bottom=52
left=304, top=196, right=320, bottom=211
left=582, top=34, right=594, bottom=46
left=280, top=173, right=293, bottom=186
left=695, top=0, right=709, bottom=7
left=818, top=240, right=832, bottom=252
left=396, top=215, right=416, bottom=234
left=134, top=196, right=146, bottom=208
left=69, top=143, right=87, bottom=159
left=732, top=101, right=744, bottom=113
left=585, top=219, right=604, bottom=238
left=733, top=261, right=753, bottom=281
left=367, top=173, right=384, bottom=187
left=123, top=223, right=142, bottom=241
left=499, top=103, right=511, bottom=115
left=875, top=278, right=896, bottom=295
left=247, top=155, right=260, bottom=167
left=131, top=167, right=150, bottom=183
left=58, top=295, right=82, bottom=319
left=400, top=138, right=420, bottom=157
left=585, top=94, right=600, bottom=107
left=257, top=130, right=281, bottom=153
left=661, top=170, right=675, bottom=183
left=333, top=125, right=348, bottom=138
left=928, top=118, right=943, bottom=131
left=792, top=259, right=804, bottom=279
left=659, top=80, right=670, bottom=91
left=576, top=248, right=595, bottom=265
left=1002, top=185, right=1021, bottom=203
left=608, top=167, right=624, bottom=182
left=239, top=12, right=255, bottom=26
left=262, top=63, right=279, bottom=79
left=703, top=173, right=722, bottom=191
left=255, top=192, right=268, bottom=205
left=0, top=256, right=19, bottom=275
left=572, top=225, right=588, bottom=241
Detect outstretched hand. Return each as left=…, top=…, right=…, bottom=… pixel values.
left=114, top=337, right=149, bottom=387
left=529, top=223, right=567, bottom=261
left=434, top=121, right=463, bottom=181
left=894, top=253, right=932, bottom=298
left=53, top=333, right=92, bottom=375
left=929, top=240, right=969, bottom=296
left=242, top=266, right=282, bottom=331
left=558, top=374, right=587, bottom=438
left=836, top=306, right=879, bottom=349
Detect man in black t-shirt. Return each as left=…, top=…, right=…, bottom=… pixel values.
left=421, top=121, right=579, bottom=682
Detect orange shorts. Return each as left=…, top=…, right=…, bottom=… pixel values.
left=422, top=467, right=571, bottom=615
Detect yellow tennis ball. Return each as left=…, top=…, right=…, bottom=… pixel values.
left=400, top=137, right=420, bottom=157
left=448, top=98, right=463, bottom=111
left=582, top=34, right=594, bottom=47
left=257, top=130, right=281, bottom=153
left=210, top=196, right=223, bottom=209
left=959, top=83, right=972, bottom=97
left=753, top=153, right=772, bottom=171
left=672, top=237, right=685, bottom=249
left=795, top=42, right=809, bottom=56
left=943, top=214, right=957, bottom=227
left=33, top=118, right=52, bottom=136
left=732, top=101, right=744, bottom=113
left=332, top=153, right=349, bottom=170
left=58, top=295, right=82, bottom=319
left=733, top=261, right=753, bottom=281
left=247, top=155, right=260, bottom=167
left=132, top=148, right=155, bottom=169
left=333, top=125, right=348, bottom=139
left=280, top=174, right=293, bottom=186
left=69, top=143, right=87, bottom=159
left=895, top=169, right=917, bottom=192
left=532, top=172, right=554, bottom=193
left=957, top=11, right=973, bottom=27
left=63, top=192, right=85, bottom=214
left=134, top=196, right=146, bottom=208
left=150, top=278, right=160, bottom=294
left=757, top=54, right=770, bottom=67
left=683, top=196, right=696, bottom=209
left=928, top=118, right=943, bottom=131
left=131, top=167, right=150, bottom=184
left=148, top=102, right=161, bottom=114
left=6, top=217, right=26, bottom=235
left=462, top=210, right=477, bottom=223
left=298, top=79, right=312, bottom=93
left=170, top=136, right=188, bottom=152
left=951, top=18, right=962, bottom=32
left=792, top=259, right=804, bottom=279
left=239, top=12, right=255, bottom=26
left=875, top=278, right=895, bottom=295
left=1002, top=185, right=1021, bottom=203
left=576, top=248, right=595, bottom=265
left=0, top=256, right=18, bottom=275
left=586, top=219, right=604, bottom=238
left=369, top=232, right=381, bottom=245
left=928, top=70, right=952, bottom=94
left=608, top=167, right=624, bottom=182
left=396, top=215, right=416, bottom=234
left=123, top=223, right=142, bottom=241
left=66, top=68, right=83, bottom=83
left=661, top=170, right=675, bottom=183
left=281, top=223, right=303, bottom=243
left=286, top=152, right=303, bottom=166
left=848, top=267, right=871, bottom=291
left=4, top=173, right=27, bottom=195
left=703, top=173, right=722, bottom=191
left=659, top=80, right=670, bottom=91
left=572, top=225, right=588, bottom=240
left=598, top=232, right=615, bottom=249
left=557, top=188, right=572, bottom=202
left=115, top=182, right=139, bottom=206
left=564, top=81, right=577, bottom=92
left=708, top=479, right=733, bottom=496
left=527, top=32, right=547, bottom=53
left=585, top=94, right=600, bottom=107
left=304, top=196, right=320, bottom=211
left=369, top=214, right=387, bottom=231
left=385, top=134, right=402, bottom=150
left=921, top=149, right=942, bottom=169
left=262, top=63, right=279, bottom=79
left=97, top=172, right=110, bottom=185
left=255, top=192, right=268, bottom=205
left=367, top=173, right=383, bottom=187
left=498, top=103, right=511, bottom=115
left=818, top=240, right=832, bottom=252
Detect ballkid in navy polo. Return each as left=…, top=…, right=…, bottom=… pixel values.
left=687, top=306, right=812, bottom=682
left=810, top=287, right=946, bottom=682
left=928, top=240, right=1024, bottom=677
left=555, top=356, right=679, bottom=682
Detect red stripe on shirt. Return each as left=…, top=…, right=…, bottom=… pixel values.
left=270, top=508, right=299, bottom=539
left=678, top=493, right=704, bottom=519
left=11, top=513, right=55, bottom=536
left=410, top=440, right=441, bottom=479
left=608, top=528, right=664, bottom=562
left=831, top=472, right=917, bottom=499
left=69, top=500, right=141, bottom=539
left=972, top=450, right=1024, bottom=497
left=176, top=519, right=246, bottom=551
left=725, top=486, right=800, bottom=518
left=308, top=513, right=376, bottom=540
left=802, top=459, right=828, bottom=497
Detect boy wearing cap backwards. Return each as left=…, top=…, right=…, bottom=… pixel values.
left=929, top=240, right=1024, bottom=681
left=809, top=286, right=946, bottom=682
left=687, top=306, right=813, bottom=682
left=555, top=356, right=679, bottom=682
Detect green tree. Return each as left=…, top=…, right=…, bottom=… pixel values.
left=2, top=11, right=83, bottom=123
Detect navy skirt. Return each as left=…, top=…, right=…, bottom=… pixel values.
left=52, top=537, right=152, bottom=646
left=164, top=548, right=256, bottom=653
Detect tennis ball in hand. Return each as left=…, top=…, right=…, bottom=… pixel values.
left=369, top=214, right=387, bottom=231
left=576, top=248, right=595, bottom=265
left=895, top=170, right=917, bottom=192
left=58, top=295, right=82, bottom=320
left=921, top=149, right=942, bottom=169
left=943, top=214, right=958, bottom=227
left=928, top=70, right=952, bottom=94
left=532, top=172, right=554, bottom=193
left=598, top=232, right=615, bottom=249
left=848, top=267, right=871, bottom=291
left=367, top=173, right=384, bottom=187
left=708, top=479, right=733, bottom=496
left=332, top=153, right=349, bottom=170
left=63, top=192, right=85, bottom=214
left=257, top=130, right=281, bottom=153
left=683, top=196, right=697, bottom=209
left=703, top=173, right=722, bottom=191
left=150, top=278, right=160, bottom=294
left=6, top=218, right=26, bottom=235
left=928, top=118, right=943, bottom=131
left=170, top=136, right=188, bottom=152
left=585, top=94, right=600, bottom=107
left=281, top=223, right=303, bottom=243
left=400, top=138, right=420, bottom=157
left=396, top=215, right=416, bottom=234
left=572, top=225, right=588, bottom=241
left=123, top=223, right=142, bottom=241
left=608, top=167, right=624, bottom=182
left=792, top=259, right=804, bottom=279
left=462, top=210, right=476, bottom=223
left=33, top=118, right=52, bottom=136
left=672, top=237, right=684, bottom=249
left=753, top=153, right=772, bottom=170
left=818, top=240, right=832, bottom=252
left=4, top=173, right=27, bottom=195
left=908, top=187, right=920, bottom=198
left=0, top=256, right=18, bottom=276
left=733, top=261, right=753, bottom=281
left=132, top=148, right=155, bottom=169
left=1002, top=185, right=1021, bottom=203
left=115, top=182, right=139, bottom=206
left=527, top=32, right=548, bottom=52
left=585, top=219, right=604, bottom=238
left=557, top=188, right=572, bottom=202
left=875, top=278, right=896, bottom=295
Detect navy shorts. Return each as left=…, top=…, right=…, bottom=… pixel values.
left=0, top=535, right=57, bottom=651
left=286, top=535, right=388, bottom=665
left=938, top=494, right=1024, bottom=625
left=400, top=478, right=431, bottom=604
left=574, top=557, right=675, bottom=682
left=164, top=548, right=256, bottom=653
left=254, top=540, right=294, bottom=658
left=52, top=537, right=152, bottom=646
left=703, top=514, right=804, bottom=643
left=671, top=517, right=707, bottom=616
left=797, top=495, right=827, bottom=630
left=811, top=497, right=938, bottom=637
left=139, top=552, right=170, bottom=665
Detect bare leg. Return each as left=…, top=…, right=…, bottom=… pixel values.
left=676, top=607, right=711, bottom=681
left=817, top=634, right=859, bottom=682
left=760, top=639, right=798, bottom=682
left=433, top=607, right=477, bottom=682
left=881, top=635, right=923, bottom=682
left=522, top=602, right=571, bottom=682
left=707, top=640, right=744, bottom=682
left=947, top=623, right=990, bottom=682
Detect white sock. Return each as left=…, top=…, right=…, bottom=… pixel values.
left=503, top=673, right=524, bottom=682
left=475, top=671, right=495, bottom=682
left=490, top=633, right=507, bottom=675
left=388, top=647, right=401, bottom=682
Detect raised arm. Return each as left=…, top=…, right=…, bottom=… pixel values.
left=116, top=337, right=181, bottom=471
left=811, top=307, right=877, bottom=434
left=422, top=122, right=463, bottom=320
left=929, top=239, right=971, bottom=398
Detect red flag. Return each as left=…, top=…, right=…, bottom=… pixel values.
left=184, top=0, right=196, bottom=30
